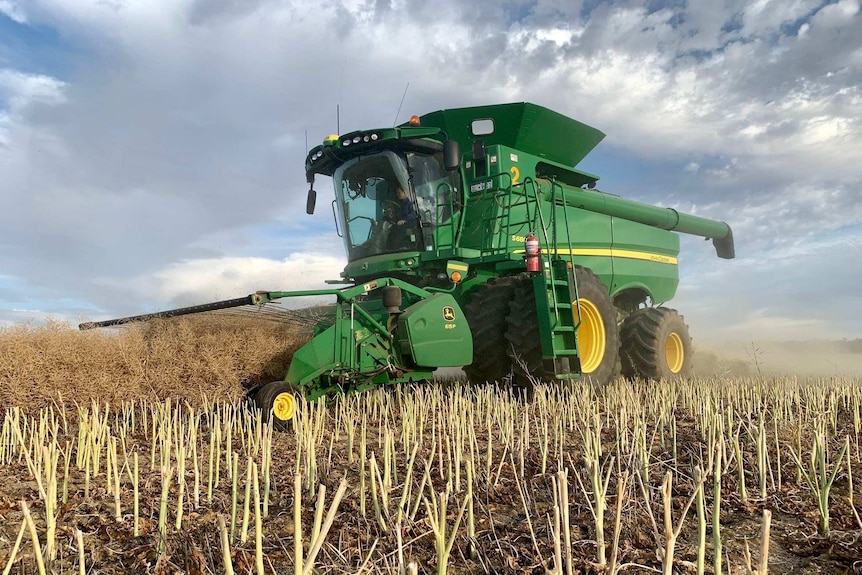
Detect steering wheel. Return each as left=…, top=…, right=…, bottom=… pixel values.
left=382, top=200, right=401, bottom=221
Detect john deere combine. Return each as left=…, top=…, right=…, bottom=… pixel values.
left=81, top=102, right=734, bottom=424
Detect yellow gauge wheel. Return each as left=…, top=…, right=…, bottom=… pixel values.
left=575, top=298, right=606, bottom=373
left=273, top=391, right=297, bottom=421
left=665, top=332, right=685, bottom=374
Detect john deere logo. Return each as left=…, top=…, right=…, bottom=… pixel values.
left=443, top=306, right=456, bottom=321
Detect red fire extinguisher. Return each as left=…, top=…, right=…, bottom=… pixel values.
left=525, top=233, right=540, bottom=272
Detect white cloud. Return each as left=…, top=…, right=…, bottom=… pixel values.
left=740, top=0, right=823, bottom=37
left=104, top=251, right=346, bottom=310
left=0, top=0, right=26, bottom=23
left=0, top=69, right=66, bottom=109
left=810, top=0, right=860, bottom=29
left=0, top=0, right=860, bottom=340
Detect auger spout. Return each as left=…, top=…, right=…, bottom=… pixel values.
left=560, top=186, right=735, bottom=259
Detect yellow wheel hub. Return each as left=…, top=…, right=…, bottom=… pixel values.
left=273, top=391, right=297, bottom=421
left=575, top=298, right=606, bottom=373
left=665, top=332, right=684, bottom=374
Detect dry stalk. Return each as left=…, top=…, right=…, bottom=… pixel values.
left=241, top=455, right=253, bottom=544
left=230, top=454, right=240, bottom=543
left=758, top=509, right=772, bottom=575
left=423, top=488, right=471, bottom=575
left=574, top=451, right=614, bottom=568
left=75, top=528, right=86, bottom=575
left=2, top=519, right=26, bottom=575
left=311, top=483, right=327, bottom=544
left=657, top=471, right=700, bottom=575
left=252, top=462, right=264, bottom=575
left=157, top=465, right=174, bottom=556
left=607, top=472, right=629, bottom=575
left=302, top=478, right=348, bottom=575
left=847, top=435, right=862, bottom=529
left=294, top=474, right=303, bottom=575
left=21, top=500, right=46, bottom=575
left=510, top=451, right=542, bottom=561
left=788, top=428, right=848, bottom=535
left=218, top=515, right=236, bottom=575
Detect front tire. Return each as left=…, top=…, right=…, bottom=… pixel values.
left=620, top=307, right=692, bottom=379
left=463, top=276, right=520, bottom=384
left=505, top=267, right=620, bottom=387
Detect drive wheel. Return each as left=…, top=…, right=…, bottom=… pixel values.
left=463, top=276, right=519, bottom=384
left=505, top=267, right=620, bottom=388
left=504, top=276, right=545, bottom=395
left=620, top=307, right=692, bottom=379
left=506, top=267, right=620, bottom=386
left=254, top=381, right=302, bottom=430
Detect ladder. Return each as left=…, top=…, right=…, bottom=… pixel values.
left=456, top=172, right=583, bottom=378
left=524, top=179, right=583, bottom=378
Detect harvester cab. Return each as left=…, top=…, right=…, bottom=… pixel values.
left=81, top=102, right=735, bottom=428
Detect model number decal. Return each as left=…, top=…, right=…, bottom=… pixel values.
left=510, top=166, right=520, bottom=185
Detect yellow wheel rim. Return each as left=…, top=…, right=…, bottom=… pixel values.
left=665, top=332, right=684, bottom=374
left=575, top=298, right=606, bottom=373
left=273, top=391, right=297, bottom=421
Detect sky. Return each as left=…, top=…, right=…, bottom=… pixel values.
left=0, top=0, right=860, bottom=343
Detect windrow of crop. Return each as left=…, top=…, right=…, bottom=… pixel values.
left=0, top=317, right=309, bottom=411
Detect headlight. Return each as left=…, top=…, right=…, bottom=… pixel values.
left=352, top=136, right=361, bottom=144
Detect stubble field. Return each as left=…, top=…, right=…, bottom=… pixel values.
left=0, top=318, right=860, bottom=574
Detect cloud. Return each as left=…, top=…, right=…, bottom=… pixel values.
left=0, top=0, right=860, bottom=341
left=0, top=68, right=65, bottom=107
left=94, top=251, right=347, bottom=314
left=676, top=226, right=862, bottom=341
left=0, top=0, right=25, bottom=23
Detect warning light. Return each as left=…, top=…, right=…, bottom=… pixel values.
left=409, top=115, right=421, bottom=126
left=450, top=271, right=462, bottom=283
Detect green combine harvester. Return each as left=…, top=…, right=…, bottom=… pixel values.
left=81, top=102, right=734, bottom=425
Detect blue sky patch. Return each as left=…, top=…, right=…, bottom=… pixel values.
left=0, top=13, right=79, bottom=80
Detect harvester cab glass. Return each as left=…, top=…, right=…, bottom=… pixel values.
left=333, top=149, right=459, bottom=261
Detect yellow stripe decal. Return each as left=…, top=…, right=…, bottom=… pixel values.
left=447, top=263, right=469, bottom=271
left=512, top=248, right=677, bottom=265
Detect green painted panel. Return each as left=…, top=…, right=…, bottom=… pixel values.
left=286, top=325, right=338, bottom=385
left=418, top=103, right=605, bottom=167
left=396, top=294, right=472, bottom=367
left=610, top=219, right=679, bottom=302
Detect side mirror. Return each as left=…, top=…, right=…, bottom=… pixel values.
left=443, top=140, right=460, bottom=171
left=306, top=188, right=317, bottom=215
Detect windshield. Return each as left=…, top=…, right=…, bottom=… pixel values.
left=333, top=150, right=459, bottom=261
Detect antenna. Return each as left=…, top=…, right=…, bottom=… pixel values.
left=304, top=129, right=308, bottom=154
left=393, top=82, right=410, bottom=126
left=338, top=56, right=347, bottom=135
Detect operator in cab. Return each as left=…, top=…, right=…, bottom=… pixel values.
left=393, top=186, right=417, bottom=227
left=385, top=185, right=418, bottom=249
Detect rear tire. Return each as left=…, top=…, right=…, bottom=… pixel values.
left=254, top=381, right=302, bottom=430
left=620, top=307, right=692, bottom=379
left=463, top=276, right=520, bottom=384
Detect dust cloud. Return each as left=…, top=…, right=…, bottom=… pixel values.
left=693, top=340, right=862, bottom=378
